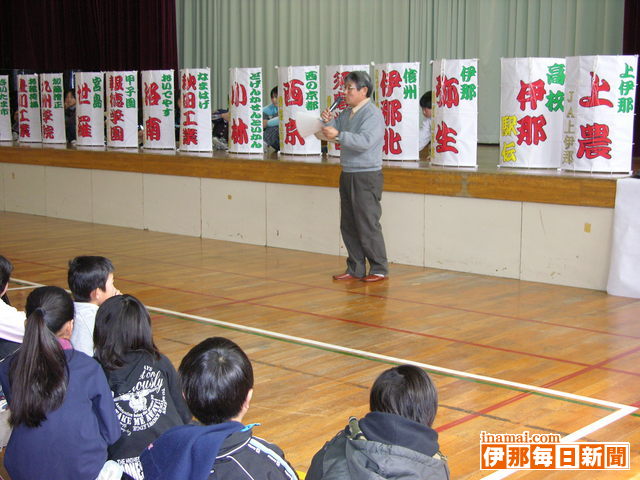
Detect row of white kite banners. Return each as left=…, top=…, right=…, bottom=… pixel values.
left=0, top=64, right=423, bottom=158
left=0, top=55, right=636, bottom=172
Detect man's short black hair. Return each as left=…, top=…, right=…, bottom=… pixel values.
left=345, top=71, right=373, bottom=98
left=370, top=365, right=438, bottom=427
left=67, top=256, right=114, bottom=302
left=420, top=91, right=432, bottom=109
left=270, top=86, right=278, bottom=98
left=179, top=337, right=254, bottom=425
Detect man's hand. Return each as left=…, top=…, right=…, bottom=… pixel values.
left=322, top=126, right=339, bottom=140
left=321, top=108, right=335, bottom=123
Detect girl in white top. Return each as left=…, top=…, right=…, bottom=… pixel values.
left=0, top=256, right=25, bottom=360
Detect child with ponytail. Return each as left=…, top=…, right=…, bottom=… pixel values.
left=0, top=286, right=122, bottom=480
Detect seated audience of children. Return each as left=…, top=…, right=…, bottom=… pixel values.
left=0, top=256, right=447, bottom=479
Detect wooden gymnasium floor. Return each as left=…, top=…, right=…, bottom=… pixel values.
left=1, top=210, right=640, bottom=479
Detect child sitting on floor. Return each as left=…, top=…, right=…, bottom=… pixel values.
left=0, top=286, right=122, bottom=480
left=93, top=294, right=192, bottom=479
left=306, top=364, right=449, bottom=480
left=68, top=255, right=121, bottom=356
left=141, top=336, right=298, bottom=480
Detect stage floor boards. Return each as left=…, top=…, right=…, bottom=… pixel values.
left=1, top=210, right=639, bottom=479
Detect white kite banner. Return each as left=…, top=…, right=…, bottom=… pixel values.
left=179, top=68, right=212, bottom=152
left=431, top=59, right=478, bottom=167
left=499, top=58, right=565, bottom=168
left=561, top=55, right=638, bottom=173
left=0, top=75, right=11, bottom=141
left=325, top=64, right=370, bottom=157
left=279, top=65, right=321, bottom=155
left=374, top=62, right=420, bottom=160
left=228, top=67, right=263, bottom=154
left=142, top=70, right=175, bottom=149
left=17, top=74, right=42, bottom=143
left=106, top=71, right=138, bottom=148
left=75, top=72, right=105, bottom=146
left=40, top=73, right=66, bottom=144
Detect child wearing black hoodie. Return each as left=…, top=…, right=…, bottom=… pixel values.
left=94, top=294, right=192, bottom=480
left=141, top=337, right=298, bottom=480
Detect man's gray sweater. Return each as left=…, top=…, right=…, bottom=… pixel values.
left=328, top=100, right=385, bottom=173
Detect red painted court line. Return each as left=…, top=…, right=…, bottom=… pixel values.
left=175, top=294, right=640, bottom=381
left=15, top=257, right=640, bottom=433
left=227, top=301, right=640, bottom=379
left=212, top=286, right=318, bottom=306
left=12, top=258, right=312, bottom=304
left=16, top=252, right=640, bottom=342
left=436, top=392, right=531, bottom=433
left=13, top=257, right=640, bottom=379
left=436, top=344, right=640, bottom=432
left=104, top=253, right=640, bottom=342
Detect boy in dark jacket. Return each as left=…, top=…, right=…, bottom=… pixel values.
left=141, top=337, right=298, bottom=480
left=306, top=365, right=449, bottom=480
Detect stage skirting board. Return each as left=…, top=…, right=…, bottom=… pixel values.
left=0, top=144, right=626, bottom=291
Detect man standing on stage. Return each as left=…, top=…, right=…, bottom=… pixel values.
left=319, top=71, right=388, bottom=283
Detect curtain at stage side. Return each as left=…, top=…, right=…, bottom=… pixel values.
left=176, top=0, right=624, bottom=144
left=0, top=0, right=177, bottom=72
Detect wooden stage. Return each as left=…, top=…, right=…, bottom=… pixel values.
left=0, top=142, right=623, bottom=208
left=0, top=142, right=631, bottom=292
left=2, top=210, right=640, bottom=479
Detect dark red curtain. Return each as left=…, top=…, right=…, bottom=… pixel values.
left=623, top=0, right=640, bottom=165
left=0, top=0, right=177, bottom=73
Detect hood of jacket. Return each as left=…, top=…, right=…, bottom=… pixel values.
left=140, top=421, right=244, bottom=480
left=359, top=411, right=439, bottom=456
left=325, top=412, right=448, bottom=480
left=102, top=351, right=153, bottom=394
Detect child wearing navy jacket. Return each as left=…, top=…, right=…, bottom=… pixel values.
left=0, top=286, right=122, bottom=480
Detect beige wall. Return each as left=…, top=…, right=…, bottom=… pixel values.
left=0, top=163, right=613, bottom=290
